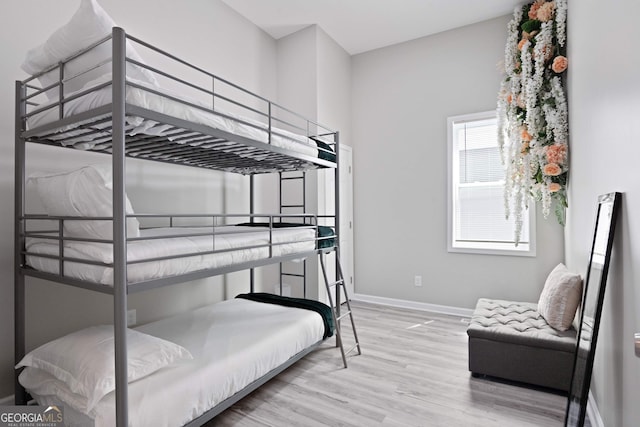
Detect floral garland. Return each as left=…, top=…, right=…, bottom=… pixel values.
left=497, top=0, right=568, bottom=244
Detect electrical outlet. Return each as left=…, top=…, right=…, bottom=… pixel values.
left=127, top=309, right=137, bottom=326
left=414, top=275, right=422, bottom=287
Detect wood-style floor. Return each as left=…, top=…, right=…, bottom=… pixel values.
left=211, top=301, right=568, bottom=426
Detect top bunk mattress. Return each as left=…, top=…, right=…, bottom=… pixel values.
left=19, top=28, right=337, bottom=175
left=26, top=74, right=331, bottom=166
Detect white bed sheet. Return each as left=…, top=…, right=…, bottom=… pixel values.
left=27, top=74, right=320, bottom=159
left=20, top=298, right=325, bottom=426
left=26, top=225, right=316, bottom=285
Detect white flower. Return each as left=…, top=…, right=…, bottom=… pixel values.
left=497, top=80, right=509, bottom=154
left=498, top=0, right=569, bottom=244
left=505, top=6, right=524, bottom=75
left=550, top=76, right=568, bottom=144
left=556, top=0, right=568, bottom=47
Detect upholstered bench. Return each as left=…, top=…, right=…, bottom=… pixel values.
left=467, top=298, right=577, bottom=391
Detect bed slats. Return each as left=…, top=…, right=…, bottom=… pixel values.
left=23, top=110, right=332, bottom=174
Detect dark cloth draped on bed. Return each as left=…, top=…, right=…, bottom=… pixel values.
left=236, top=222, right=335, bottom=249
left=236, top=293, right=334, bottom=338
left=314, top=225, right=336, bottom=249
left=312, top=139, right=337, bottom=162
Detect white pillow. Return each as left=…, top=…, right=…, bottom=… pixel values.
left=16, top=325, right=193, bottom=411
left=21, top=0, right=158, bottom=100
left=29, top=163, right=140, bottom=240
left=19, top=367, right=93, bottom=414
left=537, top=263, right=583, bottom=331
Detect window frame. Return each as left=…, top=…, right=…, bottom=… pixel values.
left=446, top=110, right=536, bottom=257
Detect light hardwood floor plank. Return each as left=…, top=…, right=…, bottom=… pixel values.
left=210, top=301, right=567, bottom=426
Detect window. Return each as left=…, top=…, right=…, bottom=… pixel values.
left=447, top=111, right=535, bottom=256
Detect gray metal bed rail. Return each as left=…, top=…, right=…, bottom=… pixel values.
left=20, top=213, right=336, bottom=294
left=18, top=27, right=338, bottom=174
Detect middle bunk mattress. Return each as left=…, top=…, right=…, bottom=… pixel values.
left=25, top=223, right=329, bottom=285
left=23, top=163, right=335, bottom=288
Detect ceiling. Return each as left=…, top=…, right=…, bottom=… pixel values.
left=221, top=0, right=524, bottom=55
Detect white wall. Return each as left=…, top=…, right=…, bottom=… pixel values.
left=566, top=1, right=640, bottom=425
left=350, top=16, right=565, bottom=308
left=0, top=0, right=277, bottom=398
left=317, top=28, right=352, bottom=149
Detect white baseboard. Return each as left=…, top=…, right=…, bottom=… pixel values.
left=587, top=391, right=604, bottom=427
left=352, top=293, right=474, bottom=318
left=0, top=395, right=14, bottom=406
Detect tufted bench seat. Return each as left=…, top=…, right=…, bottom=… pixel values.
left=467, top=298, right=577, bottom=391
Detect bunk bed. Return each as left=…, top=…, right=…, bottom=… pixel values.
left=15, top=10, right=360, bottom=425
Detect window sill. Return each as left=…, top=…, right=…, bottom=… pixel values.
left=448, top=242, right=536, bottom=257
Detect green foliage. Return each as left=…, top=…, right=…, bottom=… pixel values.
left=555, top=200, right=566, bottom=226
left=521, top=19, right=542, bottom=34
left=535, top=167, right=543, bottom=183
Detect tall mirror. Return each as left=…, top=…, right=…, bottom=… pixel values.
left=565, top=192, right=622, bottom=426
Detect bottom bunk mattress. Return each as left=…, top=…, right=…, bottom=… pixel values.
left=25, top=225, right=321, bottom=286
left=18, top=297, right=327, bottom=426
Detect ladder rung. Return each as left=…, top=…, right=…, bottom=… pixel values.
left=280, top=204, right=305, bottom=208
left=281, top=273, right=305, bottom=278
left=336, top=310, right=352, bottom=321
left=328, top=279, right=344, bottom=288
left=345, top=343, right=360, bottom=356
left=281, top=176, right=305, bottom=181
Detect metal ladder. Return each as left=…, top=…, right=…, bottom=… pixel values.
left=319, top=250, right=362, bottom=368
left=279, top=171, right=307, bottom=296
left=279, top=170, right=361, bottom=367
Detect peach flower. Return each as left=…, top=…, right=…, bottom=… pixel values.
left=552, top=56, right=568, bottom=73
left=506, top=93, right=513, bottom=104
left=521, top=141, right=530, bottom=154
left=537, top=1, right=556, bottom=22
left=546, top=144, right=567, bottom=165
left=521, top=128, right=533, bottom=142
left=548, top=183, right=562, bottom=193
left=518, top=39, right=527, bottom=51
left=528, top=0, right=544, bottom=19
left=516, top=93, right=526, bottom=108
left=543, top=163, right=562, bottom=176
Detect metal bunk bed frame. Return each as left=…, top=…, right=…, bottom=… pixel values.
left=15, top=27, right=360, bottom=426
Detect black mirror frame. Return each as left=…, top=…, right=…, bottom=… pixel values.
left=564, top=192, right=622, bottom=427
